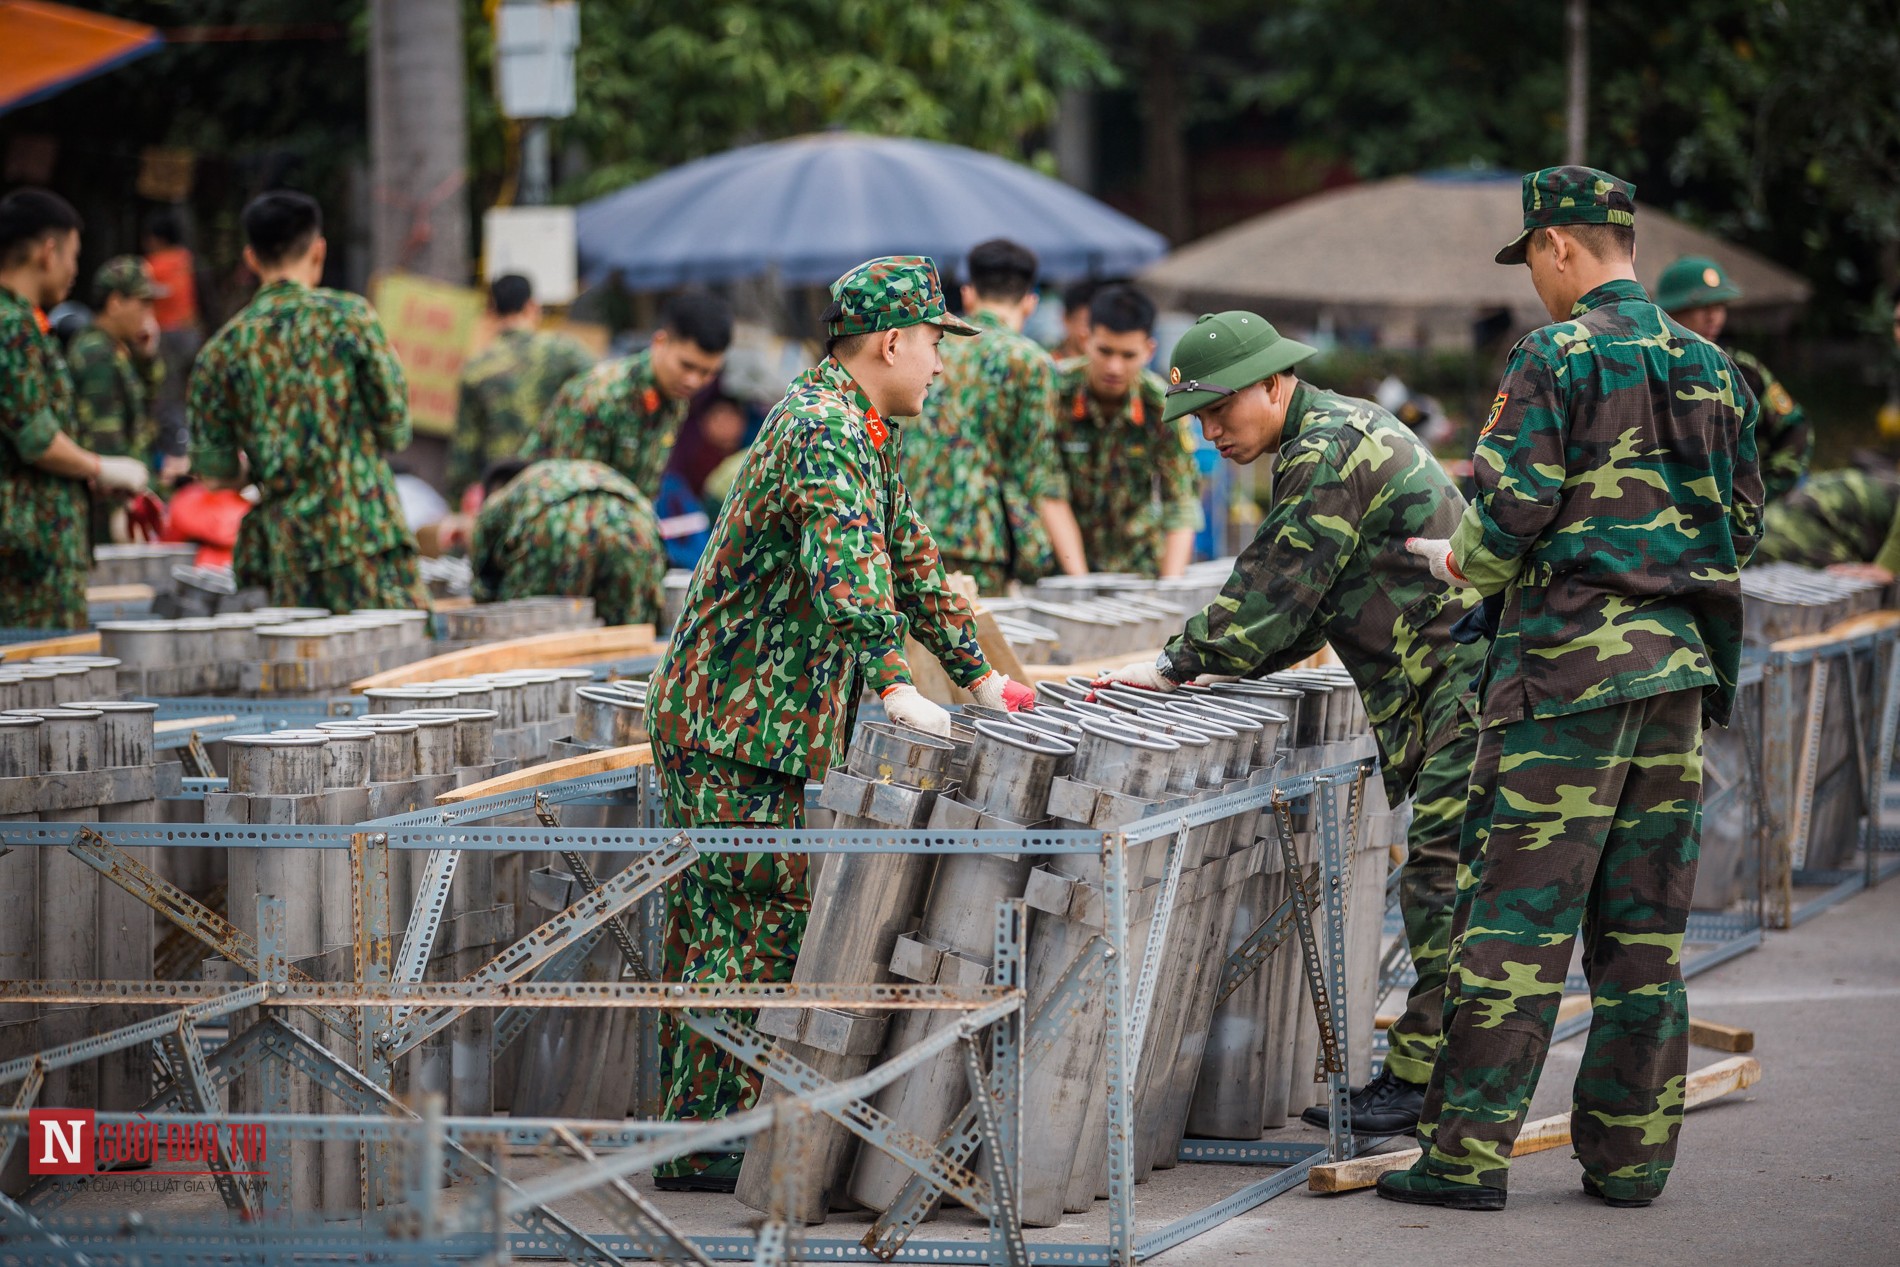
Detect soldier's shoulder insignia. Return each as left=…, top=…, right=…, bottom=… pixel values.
left=641, top=387, right=660, bottom=413
left=1765, top=382, right=1794, bottom=416
left=865, top=412, right=889, bottom=450
left=1481, top=389, right=1508, bottom=437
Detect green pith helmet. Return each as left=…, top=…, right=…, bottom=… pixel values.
left=1160, top=311, right=1317, bottom=423
left=1654, top=255, right=1742, bottom=313
left=1495, top=165, right=1637, bottom=265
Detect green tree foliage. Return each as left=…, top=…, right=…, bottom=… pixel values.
left=1240, top=0, right=1900, bottom=314
left=476, top=0, right=1113, bottom=200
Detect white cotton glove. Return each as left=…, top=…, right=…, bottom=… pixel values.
left=881, top=684, right=953, bottom=737
left=969, top=670, right=1038, bottom=713
left=1091, top=658, right=1177, bottom=694
left=1405, top=537, right=1467, bottom=586
left=94, top=455, right=150, bottom=496
left=1193, top=673, right=1241, bottom=686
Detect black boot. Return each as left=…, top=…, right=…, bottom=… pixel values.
left=1299, top=1066, right=1427, bottom=1134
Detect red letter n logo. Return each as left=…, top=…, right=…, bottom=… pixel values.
left=28, top=1109, right=94, bottom=1174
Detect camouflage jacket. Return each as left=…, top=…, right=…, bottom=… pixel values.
left=1754, top=468, right=1900, bottom=571
left=1730, top=345, right=1808, bottom=505
left=66, top=327, right=161, bottom=460
left=188, top=279, right=415, bottom=590
left=1450, top=279, right=1763, bottom=728
left=471, top=458, right=665, bottom=626
left=646, top=355, right=990, bottom=778
left=1054, top=359, right=1203, bottom=576
left=1159, top=383, right=1482, bottom=803
left=449, top=327, right=594, bottom=494
left=524, top=348, right=685, bottom=499
left=901, top=308, right=1067, bottom=576
left=0, top=284, right=90, bottom=625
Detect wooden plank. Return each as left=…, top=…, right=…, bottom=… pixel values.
left=1, top=632, right=101, bottom=662
left=973, top=609, right=1028, bottom=683
left=154, top=715, right=237, bottom=735
left=1307, top=1055, right=1761, bottom=1194
left=435, top=743, right=653, bottom=805
left=1688, top=1018, right=1755, bottom=1053
left=1771, top=609, right=1900, bottom=654
left=1020, top=648, right=1170, bottom=687
left=85, top=583, right=156, bottom=605
left=350, top=624, right=661, bottom=691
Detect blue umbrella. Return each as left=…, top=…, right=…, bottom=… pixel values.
left=576, top=132, right=1167, bottom=289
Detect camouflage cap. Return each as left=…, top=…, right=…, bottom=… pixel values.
left=1160, top=310, right=1316, bottom=423
left=825, top=255, right=981, bottom=338
left=94, top=255, right=165, bottom=302
left=1654, top=254, right=1742, bottom=314
left=1494, top=166, right=1637, bottom=265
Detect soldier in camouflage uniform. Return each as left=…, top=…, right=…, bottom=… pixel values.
left=0, top=189, right=150, bottom=630
left=901, top=238, right=1087, bottom=592
left=1389, top=169, right=1762, bottom=1211
left=644, top=256, right=1036, bottom=1189
left=1054, top=284, right=1203, bottom=577
left=67, top=257, right=166, bottom=543
left=525, top=290, right=731, bottom=500
left=1658, top=255, right=1810, bottom=504
left=448, top=274, right=594, bottom=497
left=470, top=458, right=664, bottom=626
left=1753, top=467, right=1900, bottom=573
left=189, top=191, right=423, bottom=612
left=1094, top=309, right=1485, bottom=1132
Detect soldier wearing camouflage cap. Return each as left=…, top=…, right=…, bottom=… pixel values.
left=1389, top=167, right=1763, bottom=1212
left=1656, top=254, right=1810, bottom=504
left=67, top=255, right=167, bottom=542
left=643, top=254, right=1036, bottom=1189
left=1094, top=308, right=1486, bottom=1134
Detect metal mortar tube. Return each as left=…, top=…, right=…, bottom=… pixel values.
left=735, top=724, right=954, bottom=1222
left=69, top=701, right=157, bottom=768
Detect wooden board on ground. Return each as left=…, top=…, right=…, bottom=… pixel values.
left=436, top=743, right=652, bottom=804
left=1307, top=1055, right=1761, bottom=1193
left=1689, top=1018, right=1755, bottom=1053
left=1, top=631, right=102, bottom=662
left=351, top=624, right=660, bottom=691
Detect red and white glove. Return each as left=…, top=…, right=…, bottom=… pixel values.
left=1404, top=537, right=1467, bottom=586
left=971, top=671, right=1036, bottom=713
left=881, top=684, right=953, bottom=737
left=1091, top=657, right=1177, bottom=695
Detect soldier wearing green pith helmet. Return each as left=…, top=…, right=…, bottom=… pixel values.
left=1391, top=167, right=1763, bottom=1213
left=1657, top=254, right=1809, bottom=504
left=1093, top=308, right=1486, bottom=1136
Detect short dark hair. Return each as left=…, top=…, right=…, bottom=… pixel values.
left=144, top=208, right=184, bottom=247
left=489, top=274, right=534, bottom=317
left=482, top=457, right=532, bottom=499
left=1087, top=284, right=1155, bottom=336
left=1537, top=223, right=1634, bottom=262
left=660, top=289, right=732, bottom=353
left=966, top=239, right=1039, bottom=303
left=0, top=188, right=82, bottom=266
left=1061, top=276, right=1101, bottom=314
left=241, top=190, right=322, bottom=267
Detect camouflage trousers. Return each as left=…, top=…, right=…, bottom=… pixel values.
left=254, top=547, right=427, bottom=614
left=1417, top=689, right=1703, bottom=1202
left=939, top=556, right=1013, bottom=598
left=0, top=554, right=86, bottom=632
left=1383, top=719, right=1478, bottom=1086
left=653, top=740, right=810, bottom=1179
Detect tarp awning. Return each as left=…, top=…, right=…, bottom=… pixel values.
left=0, top=0, right=161, bottom=116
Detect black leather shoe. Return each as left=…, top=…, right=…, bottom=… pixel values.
left=1376, top=1166, right=1506, bottom=1211
left=1582, top=1174, right=1653, bottom=1208
left=1300, top=1067, right=1426, bottom=1134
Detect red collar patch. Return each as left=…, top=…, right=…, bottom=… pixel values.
left=865, top=407, right=889, bottom=450
left=642, top=386, right=660, bottom=413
